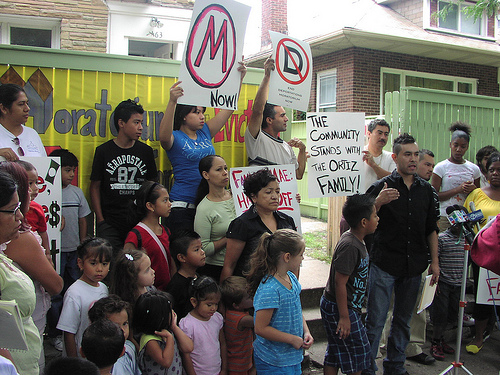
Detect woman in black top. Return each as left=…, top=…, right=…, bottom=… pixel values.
left=220, top=168, right=296, bottom=281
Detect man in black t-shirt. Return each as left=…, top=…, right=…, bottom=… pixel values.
left=90, top=99, right=157, bottom=254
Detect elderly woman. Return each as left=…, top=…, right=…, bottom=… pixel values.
left=0, top=162, right=63, bottom=372
left=220, top=168, right=296, bottom=282
left=0, top=170, right=41, bottom=375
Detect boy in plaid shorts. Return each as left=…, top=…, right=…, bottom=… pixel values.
left=320, top=194, right=378, bottom=375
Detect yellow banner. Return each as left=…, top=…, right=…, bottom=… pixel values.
left=0, top=65, right=258, bottom=198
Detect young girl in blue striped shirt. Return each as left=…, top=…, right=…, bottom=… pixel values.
left=247, top=229, right=313, bottom=375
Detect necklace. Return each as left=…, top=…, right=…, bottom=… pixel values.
left=274, top=272, right=292, bottom=288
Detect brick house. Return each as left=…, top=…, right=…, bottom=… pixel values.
left=247, top=0, right=500, bottom=117
left=0, top=0, right=193, bottom=58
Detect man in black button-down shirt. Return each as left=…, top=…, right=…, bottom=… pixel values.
left=362, top=133, right=439, bottom=375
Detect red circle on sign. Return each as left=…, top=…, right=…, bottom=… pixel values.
left=185, top=4, right=236, bottom=88
left=275, top=38, right=310, bottom=85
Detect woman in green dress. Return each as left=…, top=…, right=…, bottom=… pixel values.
left=0, top=170, right=42, bottom=375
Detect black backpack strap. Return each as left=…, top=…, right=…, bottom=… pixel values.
left=131, top=228, right=142, bottom=249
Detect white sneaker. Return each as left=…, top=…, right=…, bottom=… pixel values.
left=50, top=336, right=63, bottom=351
left=463, top=314, right=475, bottom=327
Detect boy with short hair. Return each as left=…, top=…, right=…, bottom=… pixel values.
left=90, top=99, right=157, bottom=254
left=429, top=219, right=464, bottom=360
left=81, top=319, right=125, bottom=375
left=49, top=149, right=91, bottom=286
left=88, top=295, right=140, bottom=375
left=220, top=276, right=254, bottom=375
left=166, top=230, right=206, bottom=320
left=320, top=194, right=378, bottom=375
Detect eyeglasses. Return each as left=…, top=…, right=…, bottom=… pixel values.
left=0, top=202, right=22, bottom=216
left=12, top=138, right=25, bottom=156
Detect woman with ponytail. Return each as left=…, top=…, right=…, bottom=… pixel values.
left=194, top=155, right=236, bottom=281
left=432, top=122, right=481, bottom=231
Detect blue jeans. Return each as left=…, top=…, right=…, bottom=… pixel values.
left=363, top=263, right=421, bottom=375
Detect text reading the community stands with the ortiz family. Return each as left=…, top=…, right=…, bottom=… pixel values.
left=307, top=113, right=365, bottom=198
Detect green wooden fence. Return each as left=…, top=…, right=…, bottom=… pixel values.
left=385, top=87, right=500, bottom=164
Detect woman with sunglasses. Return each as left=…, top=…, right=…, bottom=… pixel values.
left=0, top=170, right=42, bottom=374
left=0, top=162, right=63, bottom=373
left=0, top=83, right=46, bottom=161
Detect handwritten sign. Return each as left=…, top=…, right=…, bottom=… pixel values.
left=22, top=157, right=62, bottom=273
left=229, top=165, right=302, bottom=233
left=477, top=267, right=500, bottom=305
left=306, top=112, right=365, bottom=198
left=178, top=0, right=250, bottom=110
left=268, top=31, right=312, bottom=112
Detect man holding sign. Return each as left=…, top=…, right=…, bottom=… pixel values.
left=245, top=58, right=307, bottom=180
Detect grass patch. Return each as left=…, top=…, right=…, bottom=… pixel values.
left=303, top=231, right=331, bottom=264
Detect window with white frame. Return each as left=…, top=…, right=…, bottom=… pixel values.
left=317, top=69, right=337, bottom=112
left=380, top=68, right=477, bottom=113
left=437, top=1, right=485, bottom=36
left=128, top=39, right=176, bottom=59
left=0, top=16, right=60, bottom=48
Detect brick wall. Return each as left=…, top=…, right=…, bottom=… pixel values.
left=261, top=0, right=288, bottom=49
left=386, top=0, right=423, bottom=27
left=0, top=0, right=109, bottom=52
left=311, top=47, right=499, bottom=116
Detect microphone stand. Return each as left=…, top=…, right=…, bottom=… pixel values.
left=439, top=224, right=473, bottom=375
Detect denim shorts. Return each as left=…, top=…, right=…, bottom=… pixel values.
left=254, top=355, right=301, bottom=375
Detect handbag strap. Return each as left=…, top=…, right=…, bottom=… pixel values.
left=136, top=222, right=169, bottom=265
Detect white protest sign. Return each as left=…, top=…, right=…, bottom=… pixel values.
left=306, top=112, right=365, bottom=198
left=268, top=31, right=312, bottom=112
left=229, top=165, right=302, bottom=233
left=476, top=267, right=500, bottom=305
left=178, top=0, right=250, bottom=110
left=22, top=157, right=62, bottom=273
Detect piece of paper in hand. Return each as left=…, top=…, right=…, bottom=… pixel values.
left=417, top=275, right=437, bottom=314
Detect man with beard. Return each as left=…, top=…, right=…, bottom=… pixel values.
left=362, top=119, right=396, bottom=192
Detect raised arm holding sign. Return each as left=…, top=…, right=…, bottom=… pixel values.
left=159, top=64, right=246, bottom=233
left=245, top=57, right=307, bottom=180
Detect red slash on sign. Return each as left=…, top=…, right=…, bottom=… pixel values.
left=275, top=38, right=310, bottom=85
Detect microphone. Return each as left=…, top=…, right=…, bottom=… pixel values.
left=446, top=205, right=466, bottom=226
left=453, top=205, right=476, bottom=245
left=468, top=201, right=483, bottom=232
left=446, top=205, right=475, bottom=244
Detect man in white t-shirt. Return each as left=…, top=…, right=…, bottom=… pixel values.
left=244, top=58, right=307, bottom=179
left=363, top=119, right=396, bottom=192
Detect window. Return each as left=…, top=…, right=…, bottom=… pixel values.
left=0, top=16, right=60, bottom=48
left=381, top=68, right=477, bottom=112
left=437, top=1, right=484, bottom=36
left=128, top=40, right=176, bottom=59
left=317, top=69, right=337, bottom=112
